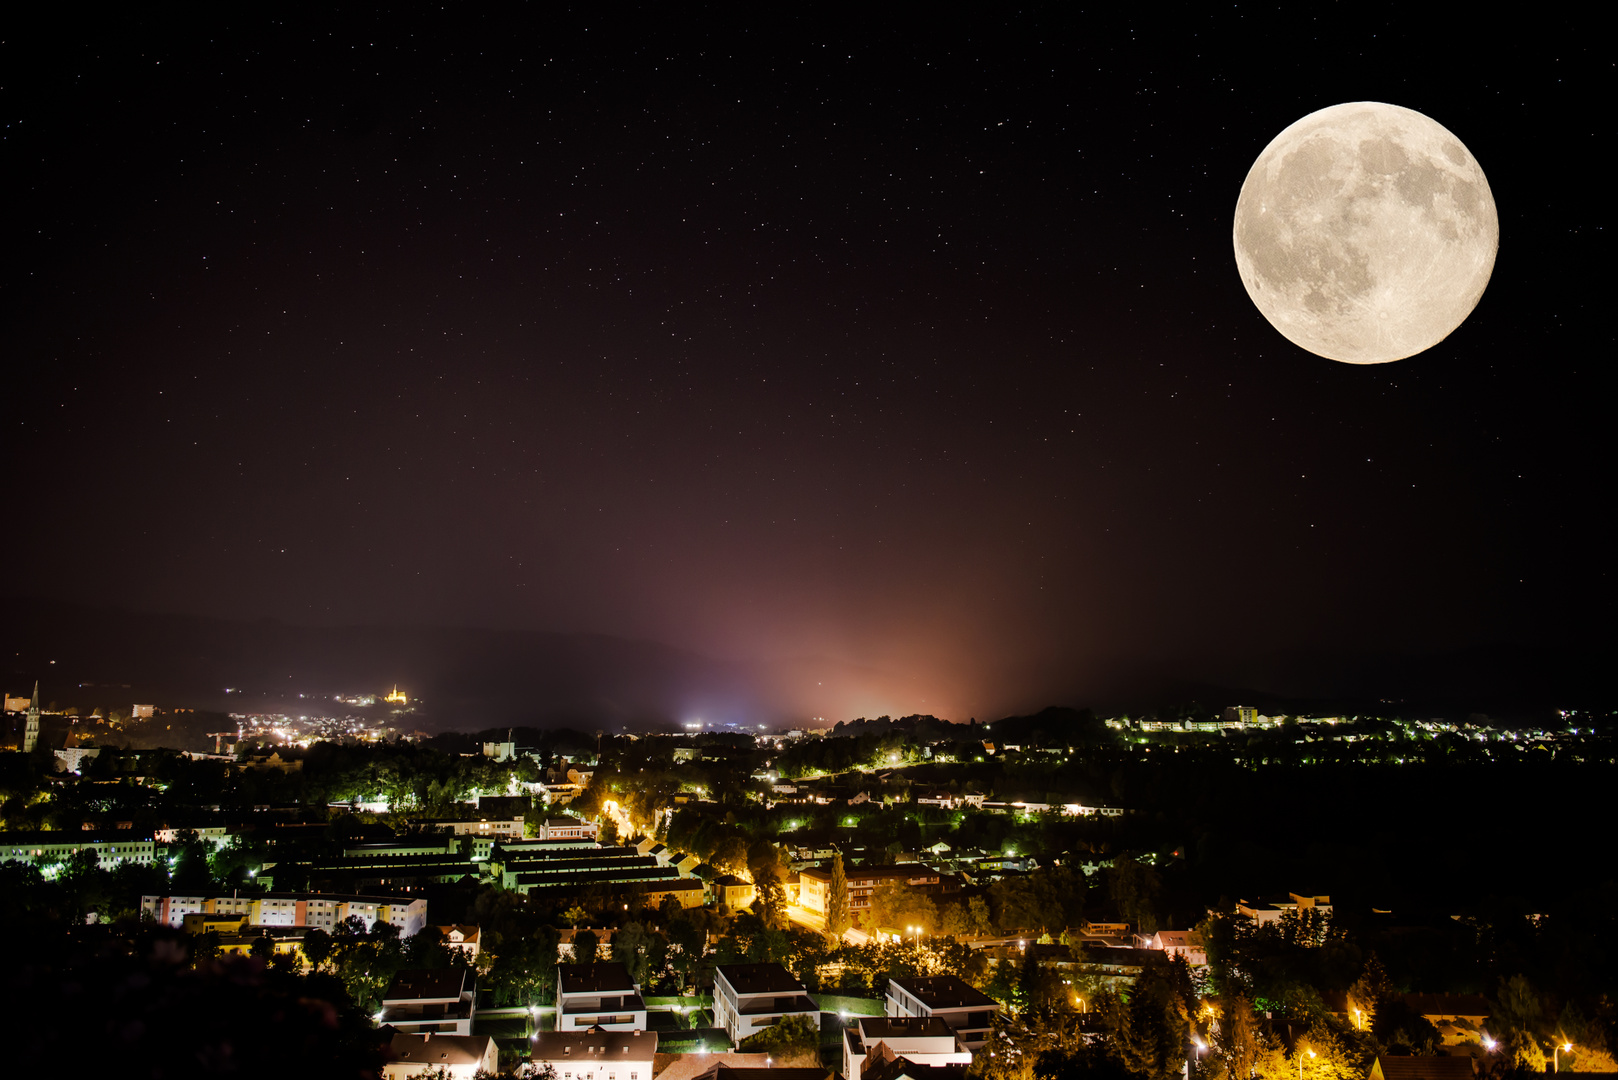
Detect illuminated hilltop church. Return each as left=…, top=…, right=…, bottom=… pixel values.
left=385, top=685, right=409, bottom=705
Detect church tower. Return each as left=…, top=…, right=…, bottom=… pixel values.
left=22, top=681, right=41, bottom=754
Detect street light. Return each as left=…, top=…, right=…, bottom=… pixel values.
left=1555, top=1043, right=1572, bottom=1073
left=1299, top=1048, right=1315, bottom=1080
left=1482, top=1037, right=1497, bottom=1053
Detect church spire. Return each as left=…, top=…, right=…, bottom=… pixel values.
left=22, top=680, right=41, bottom=754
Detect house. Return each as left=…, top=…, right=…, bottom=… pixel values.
left=1144, top=929, right=1206, bottom=966
left=543, top=817, right=602, bottom=842
left=380, top=968, right=477, bottom=1035
left=414, top=816, right=526, bottom=839
left=843, top=1016, right=970, bottom=1080
left=1060, top=944, right=1168, bottom=990
left=436, top=924, right=481, bottom=959
left=142, top=891, right=427, bottom=936
left=1367, top=1056, right=1477, bottom=1080
left=688, top=1067, right=830, bottom=1080
left=234, top=750, right=303, bottom=774
left=557, top=962, right=649, bottom=1032
left=885, top=976, right=1000, bottom=1051
left=1238, top=893, right=1332, bottom=924
left=1082, top=922, right=1131, bottom=937
left=797, top=865, right=957, bottom=918
left=1401, top=996, right=1491, bottom=1047
left=190, top=922, right=309, bottom=960
left=716, top=875, right=756, bottom=910
left=154, top=824, right=234, bottom=847
left=533, top=1028, right=659, bottom=1080
left=3, top=831, right=157, bottom=871
left=382, top=1030, right=497, bottom=1080
left=652, top=1052, right=769, bottom=1080
left=643, top=879, right=708, bottom=909
left=672, top=852, right=702, bottom=876
left=859, top=1050, right=970, bottom=1080
left=713, top=963, right=820, bottom=1046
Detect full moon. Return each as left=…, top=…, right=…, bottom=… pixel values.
left=1233, top=102, right=1498, bottom=364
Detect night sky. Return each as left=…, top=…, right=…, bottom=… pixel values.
left=2, top=10, right=1608, bottom=721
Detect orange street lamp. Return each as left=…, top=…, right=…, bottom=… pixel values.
left=1299, top=1048, right=1316, bottom=1080
left=1555, top=1043, right=1572, bottom=1073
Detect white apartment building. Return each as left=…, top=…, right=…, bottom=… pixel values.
left=713, top=963, right=819, bottom=1046
left=555, top=962, right=648, bottom=1032
left=140, top=892, right=427, bottom=936
left=885, top=976, right=1000, bottom=1051
left=843, top=1016, right=971, bottom=1080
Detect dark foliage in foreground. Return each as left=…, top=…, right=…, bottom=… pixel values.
left=9, top=926, right=383, bottom=1079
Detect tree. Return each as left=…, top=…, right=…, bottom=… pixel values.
left=1211, top=992, right=1265, bottom=1080
left=868, top=880, right=938, bottom=935
left=749, top=840, right=790, bottom=929
left=1347, top=953, right=1393, bottom=1032
left=572, top=929, right=601, bottom=963
left=738, top=1014, right=820, bottom=1067
left=991, top=877, right=1043, bottom=935
left=613, top=922, right=656, bottom=985
left=667, top=916, right=706, bottom=991
left=710, top=837, right=748, bottom=874
left=302, top=928, right=334, bottom=972
left=967, top=896, right=995, bottom=936
left=1493, top=974, right=1546, bottom=1071
left=754, top=874, right=788, bottom=929
left=404, top=925, right=449, bottom=969
left=1105, top=961, right=1195, bottom=1080
left=826, top=852, right=851, bottom=940
left=1254, top=1027, right=1364, bottom=1080
left=1107, top=856, right=1164, bottom=935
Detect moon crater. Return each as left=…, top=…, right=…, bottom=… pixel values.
left=1233, top=102, right=1498, bottom=364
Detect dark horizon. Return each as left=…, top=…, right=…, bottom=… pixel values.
left=3, top=11, right=1608, bottom=721
left=2, top=597, right=1606, bottom=732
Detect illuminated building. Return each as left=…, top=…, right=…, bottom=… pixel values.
left=713, top=963, right=818, bottom=1045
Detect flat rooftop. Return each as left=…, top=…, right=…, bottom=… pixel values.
left=716, top=963, right=807, bottom=995
left=558, top=962, right=639, bottom=993
left=887, top=976, right=997, bottom=1010
left=384, top=967, right=471, bottom=1003
left=856, top=1017, right=956, bottom=1040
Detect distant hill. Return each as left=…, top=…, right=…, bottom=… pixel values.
left=0, top=597, right=1606, bottom=730
left=0, top=598, right=793, bottom=730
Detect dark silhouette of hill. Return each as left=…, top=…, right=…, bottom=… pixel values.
left=0, top=598, right=1606, bottom=730
left=0, top=598, right=779, bottom=730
